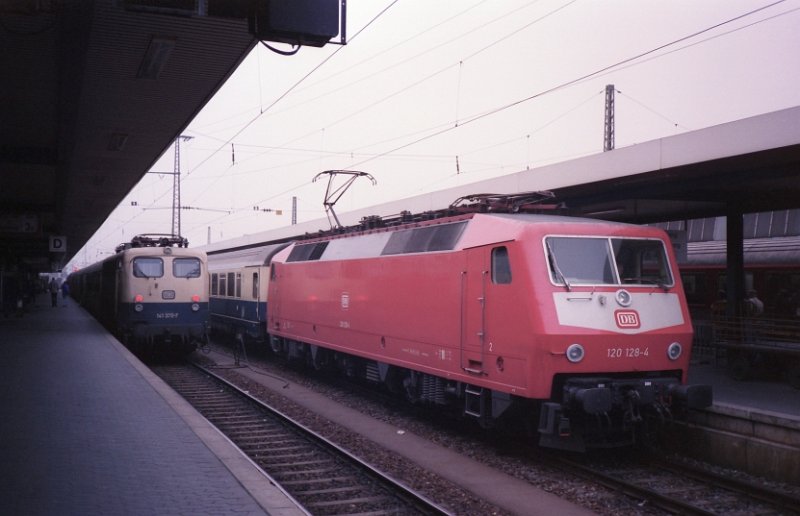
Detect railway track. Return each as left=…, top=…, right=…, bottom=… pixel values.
left=152, top=362, right=449, bottom=516
left=546, top=452, right=800, bottom=515
left=191, top=343, right=800, bottom=515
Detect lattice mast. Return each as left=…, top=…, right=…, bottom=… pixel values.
left=171, top=135, right=193, bottom=237
left=604, top=84, right=615, bottom=152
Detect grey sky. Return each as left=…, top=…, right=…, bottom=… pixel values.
left=69, top=0, right=800, bottom=267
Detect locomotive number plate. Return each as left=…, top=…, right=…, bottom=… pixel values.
left=607, top=347, right=649, bottom=358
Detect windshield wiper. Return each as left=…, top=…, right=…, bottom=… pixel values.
left=546, top=241, right=571, bottom=292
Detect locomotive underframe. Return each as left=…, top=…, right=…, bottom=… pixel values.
left=538, top=373, right=713, bottom=451
left=121, top=316, right=207, bottom=356
left=270, top=336, right=516, bottom=424
left=270, top=334, right=713, bottom=451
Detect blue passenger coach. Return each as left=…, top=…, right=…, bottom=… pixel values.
left=208, top=243, right=290, bottom=345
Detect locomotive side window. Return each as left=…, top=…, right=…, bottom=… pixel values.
left=132, top=257, right=163, bottom=278
left=211, top=273, right=218, bottom=295
left=252, top=272, right=259, bottom=299
left=174, top=258, right=201, bottom=278
left=235, top=272, right=242, bottom=298
left=287, top=242, right=329, bottom=262
left=382, top=221, right=467, bottom=255
left=491, top=246, right=512, bottom=284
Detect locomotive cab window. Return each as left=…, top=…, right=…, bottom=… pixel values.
left=132, top=257, right=163, bottom=278
left=491, top=246, right=512, bottom=284
left=173, top=258, right=201, bottom=278
left=612, top=238, right=673, bottom=287
left=545, top=236, right=673, bottom=287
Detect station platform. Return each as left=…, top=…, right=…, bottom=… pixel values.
left=0, top=296, right=305, bottom=515
left=689, top=353, right=800, bottom=417
left=1, top=295, right=797, bottom=515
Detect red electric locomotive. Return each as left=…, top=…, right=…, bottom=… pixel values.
left=266, top=210, right=712, bottom=451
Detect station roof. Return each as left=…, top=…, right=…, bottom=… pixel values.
left=1, top=2, right=256, bottom=271
left=2, top=2, right=799, bottom=271
left=203, top=106, right=800, bottom=253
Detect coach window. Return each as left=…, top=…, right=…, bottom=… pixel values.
left=211, top=273, right=218, bottom=295
left=252, top=272, right=259, bottom=299
left=227, top=272, right=236, bottom=297
left=174, top=257, right=201, bottom=278
left=235, top=272, right=242, bottom=298
left=492, top=246, right=512, bottom=284
left=219, top=274, right=227, bottom=297
left=132, top=257, right=163, bottom=278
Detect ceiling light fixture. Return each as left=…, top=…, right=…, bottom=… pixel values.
left=137, top=37, right=176, bottom=79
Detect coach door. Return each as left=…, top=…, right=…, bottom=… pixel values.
left=461, top=247, right=489, bottom=375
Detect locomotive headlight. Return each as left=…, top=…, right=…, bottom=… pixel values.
left=134, top=294, right=144, bottom=313
left=566, top=343, right=585, bottom=363
left=134, top=303, right=144, bottom=313
left=615, top=289, right=632, bottom=307
left=191, top=295, right=200, bottom=311
left=667, top=342, right=682, bottom=361
left=191, top=303, right=200, bottom=312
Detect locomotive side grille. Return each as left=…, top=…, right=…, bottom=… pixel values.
left=421, top=375, right=447, bottom=405
left=365, top=361, right=380, bottom=383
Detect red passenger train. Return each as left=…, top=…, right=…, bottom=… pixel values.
left=252, top=209, right=712, bottom=451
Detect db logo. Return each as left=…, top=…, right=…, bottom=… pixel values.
left=615, top=310, right=640, bottom=329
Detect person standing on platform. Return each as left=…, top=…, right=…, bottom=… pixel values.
left=48, top=278, right=58, bottom=308
left=60, top=280, right=70, bottom=307
left=745, top=290, right=764, bottom=317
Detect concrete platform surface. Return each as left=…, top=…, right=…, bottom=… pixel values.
left=0, top=298, right=305, bottom=516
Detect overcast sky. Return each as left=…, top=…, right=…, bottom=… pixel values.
left=68, top=0, right=800, bottom=268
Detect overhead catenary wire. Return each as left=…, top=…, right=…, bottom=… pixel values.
left=344, top=0, right=791, bottom=170
left=180, top=0, right=797, bottom=239
left=75, top=0, right=795, bottom=261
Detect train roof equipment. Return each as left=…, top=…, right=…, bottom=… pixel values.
left=206, top=190, right=563, bottom=256
left=115, top=234, right=190, bottom=253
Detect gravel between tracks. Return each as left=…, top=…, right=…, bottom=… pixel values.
left=194, top=346, right=663, bottom=515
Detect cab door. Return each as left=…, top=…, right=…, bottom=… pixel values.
left=461, top=247, right=489, bottom=375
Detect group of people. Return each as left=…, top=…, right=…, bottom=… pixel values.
left=47, top=278, right=69, bottom=308
left=711, top=289, right=764, bottom=317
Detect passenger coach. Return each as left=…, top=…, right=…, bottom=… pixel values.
left=207, top=243, right=289, bottom=345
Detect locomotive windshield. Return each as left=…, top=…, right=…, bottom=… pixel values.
left=174, top=258, right=201, bottom=278
left=132, top=257, right=163, bottom=278
left=545, top=236, right=673, bottom=287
